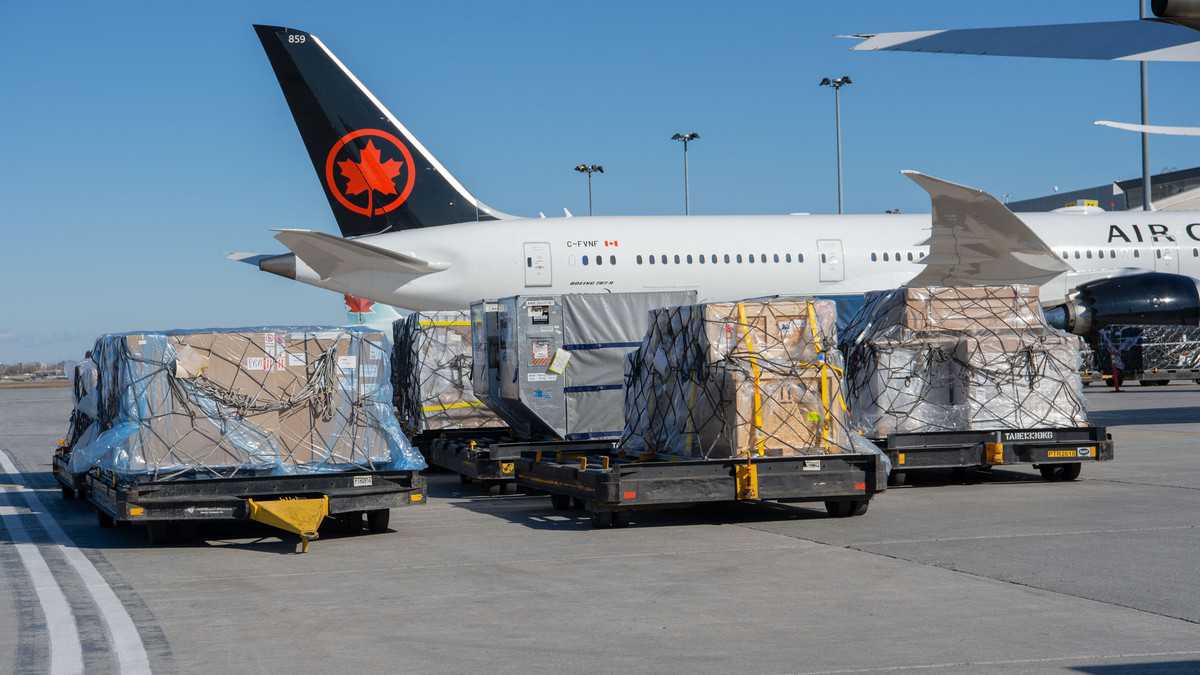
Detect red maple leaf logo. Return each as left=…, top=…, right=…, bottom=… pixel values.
left=344, top=294, right=375, bottom=313
left=337, top=140, right=404, bottom=196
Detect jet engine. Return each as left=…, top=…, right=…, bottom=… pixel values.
left=1044, top=272, right=1200, bottom=336
left=1152, top=0, right=1200, bottom=19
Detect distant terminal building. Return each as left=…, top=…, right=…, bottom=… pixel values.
left=1007, top=166, right=1200, bottom=212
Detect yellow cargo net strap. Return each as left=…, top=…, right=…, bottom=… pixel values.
left=806, top=301, right=848, bottom=449
left=736, top=303, right=767, bottom=457
left=420, top=400, right=487, bottom=413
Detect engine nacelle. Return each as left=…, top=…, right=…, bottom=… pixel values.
left=1044, top=272, right=1200, bottom=336
left=1152, top=0, right=1200, bottom=19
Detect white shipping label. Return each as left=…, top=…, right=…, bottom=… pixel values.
left=362, top=365, right=379, bottom=379
left=287, top=352, right=306, bottom=367
left=353, top=475, right=373, bottom=487
left=338, top=356, right=357, bottom=370
left=803, top=460, right=822, bottom=472
left=528, top=373, right=557, bottom=382
left=547, top=348, right=572, bottom=375
left=243, top=357, right=266, bottom=371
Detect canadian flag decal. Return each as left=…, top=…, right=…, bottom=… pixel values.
left=604, top=240, right=620, bottom=248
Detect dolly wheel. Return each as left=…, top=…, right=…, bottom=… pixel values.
left=1040, top=463, right=1082, bottom=482
left=61, top=486, right=75, bottom=500
left=97, top=511, right=116, bottom=529
left=590, top=510, right=616, bottom=529
left=826, top=500, right=868, bottom=518
left=366, top=509, right=391, bottom=533
left=146, top=522, right=174, bottom=545
left=459, top=474, right=473, bottom=485
left=550, top=493, right=572, bottom=511
left=887, top=471, right=907, bottom=487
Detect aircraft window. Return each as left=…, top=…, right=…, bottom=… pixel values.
left=894, top=252, right=901, bottom=261
left=736, top=254, right=743, bottom=263
left=686, top=254, right=693, bottom=264
left=920, top=252, right=926, bottom=260
left=1074, top=251, right=1081, bottom=259
left=582, top=256, right=589, bottom=266
left=785, top=253, right=793, bottom=263
left=907, top=252, right=914, bottom=261
left=1134, top=250, right=1140, bottom=258
left=724, top=254, right=731, bottom=263
left=1086, top=250, right=1092, bottom=259
left=1110, top=249, right=1116, bottom=258
left=1156, top=249, right=1163, bottom=259
left=636, top=255, right=643, bottom=265
left=870, top=253, right=877, bottom=262
left=882, top=253, right=889, bottom=262
left=649, top=255, right=655, bottom=265
left=798, top=253, right=805, bottom=262
left=761, top=253, right=767, bottom=261
left=699, top=254, right=706, bottom=264
left=1061, top=251, right=1068, bottom=259
left=610, top=255, right=616, bottom=265
left=661, top=255, right=668, bottom=264
left=749, top=254, right=756, bottom=264
left=820, top=253, right=827, bottom=263
left=1194, top=248, right=1199, bottom=257
left=674, top=254, right=681, bottom=264
left=595, top=255, right=603, bottom=266
left=710, top=254, right=717, bottom=263
left=527, top=257, right=533, bottom=267
left=773, top=254, right=780, bottom=263
left=1098, top=250, right=1105, bottom=259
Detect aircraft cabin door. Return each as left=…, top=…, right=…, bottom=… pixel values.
left=817, top=239, right=845, bottom=283
left=524, top=242, right=552, bottom=287
left=1154, top=246, right=1180, bottom=274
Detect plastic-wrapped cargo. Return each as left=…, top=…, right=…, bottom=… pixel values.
left=1095, top=324, right=1200, bottom=374
left=67, top=327, right=425, bottom=480
left=392, top=311, right=506, bottom=437
left=471, top=291, right=696, bottom=441
left=843, top=286, right=1088, bottom=437
left=621, top=298, right=853, bottom=459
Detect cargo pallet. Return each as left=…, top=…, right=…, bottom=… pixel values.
left=881, top=426, right=1113, bottom=484
left=82, top=467, right=426, bottom=551
left=419, top=428, right=530, bottom=489
left=516, top=442, right=888, bottom=528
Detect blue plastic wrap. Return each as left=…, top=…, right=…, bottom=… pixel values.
left=69, top=326, right=425, bottom=480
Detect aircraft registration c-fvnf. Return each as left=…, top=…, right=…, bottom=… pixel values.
left=233, top=24, right=1200, bottom=318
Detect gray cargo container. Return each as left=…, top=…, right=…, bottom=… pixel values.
left=472, top=291, right=696, bottom=441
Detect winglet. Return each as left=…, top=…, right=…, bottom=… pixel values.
left=903, top=170, right=1072, bottom=287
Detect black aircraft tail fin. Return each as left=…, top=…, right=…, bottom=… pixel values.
left=253, top=24, right=509, bottom=237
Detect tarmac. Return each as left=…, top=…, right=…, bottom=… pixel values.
left=1, top=384, right=1198, bottom=674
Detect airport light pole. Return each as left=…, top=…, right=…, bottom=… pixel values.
left=671, top=132, right=700, bottom=215
left=1139, top=0, right=1152, bottom=210
left=574, top=163, right=604, bottom=216
left=820, top=76, right=852, bottom=214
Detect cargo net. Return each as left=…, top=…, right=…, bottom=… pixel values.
left=840, top=286, right=1088, bottom=439
left=620, top=299, right=863, bottom=460
left=67, top=327, right=425, bottom=481
left=1094, top=324, right=1200, bottom=374
left=392, top=311, right=506, bottom=436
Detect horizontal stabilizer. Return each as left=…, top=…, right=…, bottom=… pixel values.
left=226, top=251, right=274, bottom=266
left=273, top=229, right=448, bottom=282
left=903, top=171, right=1073, bottom=288
left=1096, top=120, right=1200, bottom=136
left=852, top=20, right=1200, bottom=62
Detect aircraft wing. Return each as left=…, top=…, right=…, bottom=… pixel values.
left=904, top=171, right=1073, bottom=288
left=1095, top=120, right=1200, bottom=136
left=851, top=20, right=1200, bottom=62
left=273, top=229, right=448, bottom=282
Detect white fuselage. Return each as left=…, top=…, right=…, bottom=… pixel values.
left=294, top=212, right=1200, bottom=309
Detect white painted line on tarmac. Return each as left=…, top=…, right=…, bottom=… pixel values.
left=0, top=450, right=151, bottom=675
left=0, top=484, right=83, bottom=674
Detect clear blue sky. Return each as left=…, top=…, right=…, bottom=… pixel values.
left=1, top=1, right=1197, bottom=362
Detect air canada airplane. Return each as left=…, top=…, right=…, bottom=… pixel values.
left=234, top=24, right=1200, bottom=336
